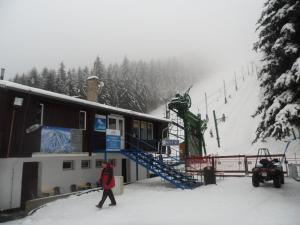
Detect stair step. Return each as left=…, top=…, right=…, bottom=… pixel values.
left=121, top=150, right=202, bottom=189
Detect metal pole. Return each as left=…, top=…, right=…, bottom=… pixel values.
left=0, top=68, right=5, bottom=80
left=223, top=80, right=227, bottom=104
left=234, top=72, right=238, bottom=91
left=213, top=110, right=220, bottom=148
left=205, top=92, right=208, bottom=120
left=7, top=109, right=16, bottom=158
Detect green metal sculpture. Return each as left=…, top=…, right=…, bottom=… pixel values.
left=168, top=87, right=207, bottom=158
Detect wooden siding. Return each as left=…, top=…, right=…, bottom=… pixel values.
left=0, top=88, right=168, bottom=158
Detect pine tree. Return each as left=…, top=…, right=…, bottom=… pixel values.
left=56, top=62, right=67, bottom=94
left=253, top=0, right=300, bottom=141
left=76, top=67, right=87, bottom=98
left=118, top=57, right=141, bottom=111
left=67, top=69, right=78, bottom=96
left=92, top=56, right=105, bottom=80
left=43, top=68, right=56, bottom=92
left=28, top=68, right=41, bottom=88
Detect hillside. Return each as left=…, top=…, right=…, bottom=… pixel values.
left=152, top=71, right=300, bottom=157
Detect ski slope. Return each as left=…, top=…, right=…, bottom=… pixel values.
left=5, top=177, right=300, bottom=225
left=152, top=71, right=300, bottom=156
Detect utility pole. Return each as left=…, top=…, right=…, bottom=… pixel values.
left=0, top=68, right=5, bottom=80
left=205, top=92, right=208, bottom=120
left=213, top=110, right=220, bottom=148
left=234, top=72, right=238, bottom=91
left=223, top=80, right=227, bottom=104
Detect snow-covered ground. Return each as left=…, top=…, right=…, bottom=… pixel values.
left=152, top=70, right=300, bottom=157
left=5, top=177, right=300, bottom=225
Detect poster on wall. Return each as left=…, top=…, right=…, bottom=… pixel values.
left=94, top=114, right=107, bottom=132
left=41, top=126, right=82, bottom=153
left=106, top=129, right=121, bottom=151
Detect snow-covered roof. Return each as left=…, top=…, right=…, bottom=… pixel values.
left=0, top=80, right=170, bottom=123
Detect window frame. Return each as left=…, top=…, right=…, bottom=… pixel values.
left=63, top=160, right=74, bottom=170
left=40, top=103, right=44, bottom=126
left=147, top=122, right=153, bottom=140
left=79, top=111, right=87, bottom=130
left=95, top=159, right=104, bottom=168
left=133, top=120, right=140, bottom=139
left=108, top=159, right=116, bottom=167
left=81, top=160, right=91, bottom=169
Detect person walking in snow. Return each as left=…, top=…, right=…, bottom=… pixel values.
left=96, top=161, right=116, bottom=208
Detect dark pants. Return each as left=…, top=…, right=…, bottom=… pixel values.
left=98, top=189, right=116, bottom=207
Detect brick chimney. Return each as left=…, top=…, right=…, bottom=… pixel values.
left=86, top=76, right=99, bottom=102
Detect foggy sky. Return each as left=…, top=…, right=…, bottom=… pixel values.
left=0, top=0, right=264, bottom=79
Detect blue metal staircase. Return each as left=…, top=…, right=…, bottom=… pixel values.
left=121, top=149, right=202, bottom=189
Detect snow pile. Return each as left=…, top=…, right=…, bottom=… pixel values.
left=5, top=177, right=300, bottom=225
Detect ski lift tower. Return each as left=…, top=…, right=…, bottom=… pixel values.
left=168, top=87, right=207, bottom=162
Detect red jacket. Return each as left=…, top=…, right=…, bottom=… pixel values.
left=99, top=163, right=115, bottom=190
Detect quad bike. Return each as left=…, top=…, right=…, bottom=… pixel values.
left=252, top=148, right=285, bottom=188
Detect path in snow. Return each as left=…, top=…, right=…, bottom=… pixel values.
left=6, top=177, right=300, bottom=225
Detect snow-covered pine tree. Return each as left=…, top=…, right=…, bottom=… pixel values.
left=56, top=62, right=67, bottom=94
left=118, top=57, right=142, bottom=111
left=28, top=68, right=42, bottom=88
left=41, top=67, right=55, bottom=92
left=67, top=69, right=78, bottom=96
left=76, top=67, right=88, bottom=98
left=92, top=56, right=105, bottom=80
left=253, top=0, right=300, bottom=141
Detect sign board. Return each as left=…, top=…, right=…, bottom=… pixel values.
left=162, top=139, right=180, bottom=146
left=41, top=126, right=82, bottom=153
left=94, top=114, right=106, bottom=132
left=106, top=129, right=121, bottom=151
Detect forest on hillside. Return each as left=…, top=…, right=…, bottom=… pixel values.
left=12, top=57, right=199, bottom=113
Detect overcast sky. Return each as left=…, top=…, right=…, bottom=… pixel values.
left=0, top=0, right=264, bottom=79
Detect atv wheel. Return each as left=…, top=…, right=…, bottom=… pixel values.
left=252, top=173, right=260, bottom=187
left=273, top=174, right=281, bottom=188
left=281, top=172, right=284, bottom=184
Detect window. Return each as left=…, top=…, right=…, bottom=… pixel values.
left=95, top=159, right=103, bottom=168
left=119, top=119, right=124, bottom=136
left=63, top=160, right=74, bottom=170
left=218, top=161, right=222, bottom=165
left=79, top=111, right=86, bottom=130
left=133, top=120, right=140, bottom=138
left=248, top=161, right=252, bottom=165
left=140, top=121, right=147, bottom=140
left=108, top=159, right=116, bottom=167
left=147, top=123, right=153, bottom=140
left=109, top=118, right=117, bottom=130
left=81, top=160, right=91, bottom=169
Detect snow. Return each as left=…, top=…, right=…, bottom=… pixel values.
left=151, top=70, right=300, bottom=155
left=87, top=76, right=99, bottom=80
left=0, top=80, right=170, bottom=123
left=280, top=23, right=295, bottom=34
left=5, top=177, right=300, bottom=225
left=274, top=57, right=300, bottom=89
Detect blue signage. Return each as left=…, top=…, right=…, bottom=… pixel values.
left=94, top=115, right=106, bottom=132
left=162, top=139, right=180, bottom=146
left=106, top=129, right=121, bottom=151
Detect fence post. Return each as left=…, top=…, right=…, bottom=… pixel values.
left=213, top=110, right=220, bottom=148
left=244, top=156, right=248, bottom=176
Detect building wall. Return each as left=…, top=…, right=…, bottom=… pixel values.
left=0, top=153, right=148, bottom=210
